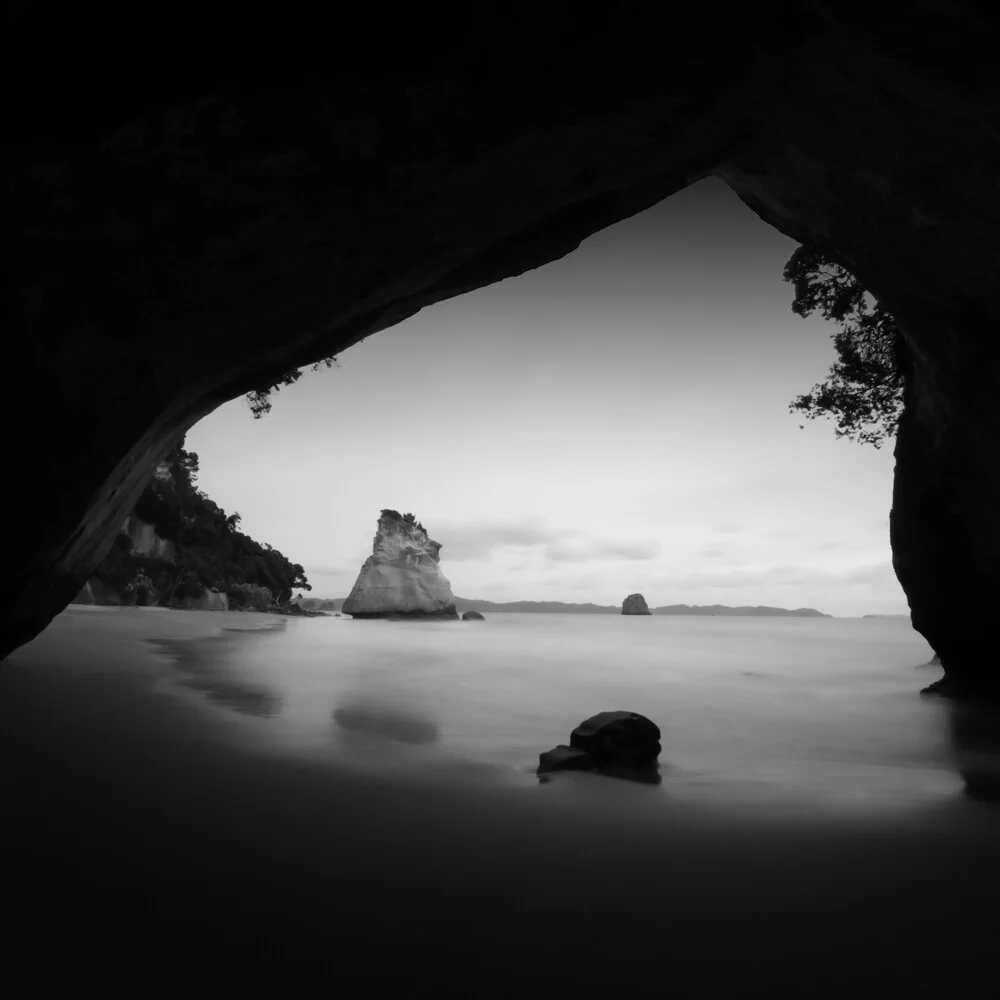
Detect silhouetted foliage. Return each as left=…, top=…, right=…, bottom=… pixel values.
left=120, top=436, right=312, bottom=604
left=785, top=245, right=906, bottom=449
left=245, top=357, right=340, bottom=418
left=382, top=509, right=425, bottom=532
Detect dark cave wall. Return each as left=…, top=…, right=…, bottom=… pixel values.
left=5, top=3, right=1000, bottom=680
left=712, top=6, right=1000, bottom=679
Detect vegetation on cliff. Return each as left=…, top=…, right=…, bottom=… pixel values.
left=93, top=438, right=310, bottom=608
left=785, top=245, right=905, bottom=449
left=245, top=357, right=340, bottom=418
left=381, top=509, right=426, bottom=532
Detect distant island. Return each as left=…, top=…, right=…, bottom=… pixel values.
left=651, top=604, right=831, bottom=618
left=323, top=596, right=831, bottom=617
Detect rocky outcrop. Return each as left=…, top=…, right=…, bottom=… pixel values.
left=461, top=611, right=485, bottom=621
left=173, top=588, right=229, bottom=612
left=122, top=515, right=176, bottom=563
left=71, top=579, right=123, bottom=607
left=341, top=511, right=458, bottom=620
left=293, top=597, right=340, bottom=613
left=622, top=594, right=651, bottom=616
left=537, top=711, right=662, bottom=784
left=5, top=6, right=1000, bottom=691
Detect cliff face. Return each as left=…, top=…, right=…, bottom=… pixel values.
left=4, top=5, right=1000, bottom=688
left=342, top=512, right=458, bottom=619
left=122, top=515, right=176, bottom=563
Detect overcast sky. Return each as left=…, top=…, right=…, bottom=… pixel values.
left=185, top=177, right=908, bottom=617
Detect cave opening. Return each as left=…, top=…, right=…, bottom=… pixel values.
left=183, top=176, right=908, bottom=624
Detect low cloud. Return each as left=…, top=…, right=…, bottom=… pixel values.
left=766, top=528, right=800, bottom=540
left=436, top=521, right=573, bottom=561
left=645, top=561, right=900, bottom=595
left=544, top=543, right=591, bottom=563
left=544, top=539, right=660, bottom=563
left=437, top=520, right=659, bottom=563
left=712, top=523, right=745, bottom=535
left=593, top=540, right=661, bottom=560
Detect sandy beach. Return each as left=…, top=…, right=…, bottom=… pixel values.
left=3, top=607, right=1000, bottom=997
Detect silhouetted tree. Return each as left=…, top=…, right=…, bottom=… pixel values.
left=245, top=357, right=340, bottom=418
left=785, top=245, right=906, bottom=449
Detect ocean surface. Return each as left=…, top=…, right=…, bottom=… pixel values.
left=153, top=611, right=965, bottom=812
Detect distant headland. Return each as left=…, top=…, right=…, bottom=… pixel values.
left=315, top=596, right=831, bottom=617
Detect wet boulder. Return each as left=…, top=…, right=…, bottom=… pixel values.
left=537, top=745, right=595, bottom=776
left=537, top=711, right=662, bottom=783
left=570, top=710, right=661, bottom=770
left=462, top=611, right=485, bottom=621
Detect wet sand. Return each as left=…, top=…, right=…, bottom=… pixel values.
left=3, top=609, right=1000, bottom=997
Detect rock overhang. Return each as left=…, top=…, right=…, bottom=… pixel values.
left=3, top=4, right=1000, bottom=678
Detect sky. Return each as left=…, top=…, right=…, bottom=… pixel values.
left=185, top=177, right=908, bottom=617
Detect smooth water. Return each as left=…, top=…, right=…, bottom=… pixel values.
left=9, top=609, right=1000, bottom=993
left=156, top=613, right=961, bottom=811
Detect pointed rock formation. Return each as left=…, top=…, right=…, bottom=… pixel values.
left=622, top=593, right=651, bottom=615
left=341, top=510, right=458, bottom=619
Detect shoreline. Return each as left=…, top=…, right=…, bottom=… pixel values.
left=3, top=609, right=1000, bottom=994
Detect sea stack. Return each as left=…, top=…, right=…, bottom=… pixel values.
left=342, top=510, right=459, bottom=619
left=622, top=593, right=652, bottom=615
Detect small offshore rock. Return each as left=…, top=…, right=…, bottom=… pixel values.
left=621, top=593, right=652, bottom=615
left=462, top=611, right=485, bottom=621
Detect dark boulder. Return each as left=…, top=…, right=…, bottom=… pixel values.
left=621, top=593, right=652, bottom=615
left=462, top=611, right=485, bottom=621
left=570, top=711, right=661, bottom=770
left=537, top=745, right=595, bottom=776
left=537, top=711, right=662, bottom=784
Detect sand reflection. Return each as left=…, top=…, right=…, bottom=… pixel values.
left=945, top=700, right=1000, bottom=802
left=177, top=675, right=284, bottom=717
left=331, top=697, right=441, bottom=745
left=151, top=633, right=285, bottom=719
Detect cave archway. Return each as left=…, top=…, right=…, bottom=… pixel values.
left=5, top=4, right=1000, bottom=688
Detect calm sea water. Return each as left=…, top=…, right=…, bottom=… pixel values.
left=11, top=608, right=1000, bottom=992
left=154, top=612, right=968, bottom=811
